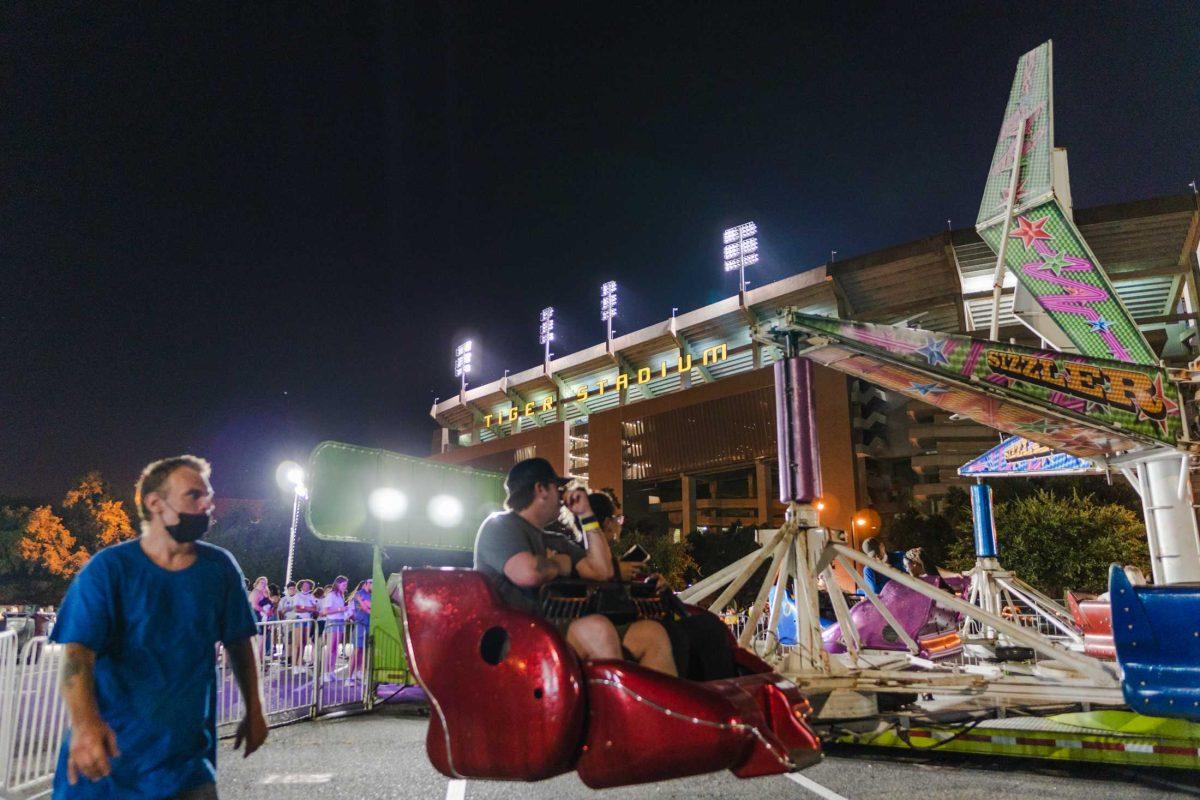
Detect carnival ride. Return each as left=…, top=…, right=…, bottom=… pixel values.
left=303, top=40, right=1200, bottom=784
left=681, top=39, right=1200, bottom=766
left=305, top=441, right=824, bottom=786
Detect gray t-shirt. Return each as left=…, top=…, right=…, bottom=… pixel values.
left=473, top=511, right=585, bottom=614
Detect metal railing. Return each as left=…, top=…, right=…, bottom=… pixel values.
left=0, top=618, right=377, bottom=796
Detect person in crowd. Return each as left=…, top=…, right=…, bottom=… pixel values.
left=276, top=581, right=297, bottom=667
left=313, top=586, right=327, bottom=638
left=320, top=576, right=350, bottom=683
left=474, top=458, right=676, bottom=675
left=290, top=579, right=318, bottom=674
left=588, top=491, right=735, bottom=680
left=248, top=577, right=271, bottom=621
left=50, top=455, right=266, bottom=799
left=347, top=578, right=372, bottom=684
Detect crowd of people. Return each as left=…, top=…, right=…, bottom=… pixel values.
left=244, top=574, right=373, bottom=684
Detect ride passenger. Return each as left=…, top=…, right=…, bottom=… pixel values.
left=588, top=491, right=737, bottom=680
left=473, top=458, right=677, bottom=675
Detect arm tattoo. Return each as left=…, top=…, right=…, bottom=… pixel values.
left=60, top=652, right=87, bottom=689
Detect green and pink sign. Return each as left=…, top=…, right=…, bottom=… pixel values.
left=976, top=42, right=1154, bottom=366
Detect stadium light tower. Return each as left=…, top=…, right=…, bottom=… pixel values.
left=454, top=339, right=473, bottom=395
left=601, top=281, right=618, bottom=346
left=723, top=221, right=759, bottom=301
left=539, top=307, right=555, bottom=367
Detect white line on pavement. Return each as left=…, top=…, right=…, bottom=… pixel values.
left=786, top=771, right=852, bottom=800
left=445, top=778, right=466, bottom=800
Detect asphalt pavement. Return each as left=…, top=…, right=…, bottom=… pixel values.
left=212, top=705, right=1199, bottom=800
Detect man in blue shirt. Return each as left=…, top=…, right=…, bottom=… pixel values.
left=51, top=455, right=267, bottom=799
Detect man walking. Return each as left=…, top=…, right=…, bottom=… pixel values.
left=51, top=455, right=267, bottom=799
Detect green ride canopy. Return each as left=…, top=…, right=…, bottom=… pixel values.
left=305, top=440, right=505, bottom=552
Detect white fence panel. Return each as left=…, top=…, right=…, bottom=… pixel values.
left=0, top=630, right=19, bottom=788
left=4, top=637, right=68, bottom=793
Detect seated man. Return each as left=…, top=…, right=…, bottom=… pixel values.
left=474, top=458, right=676, bottom=676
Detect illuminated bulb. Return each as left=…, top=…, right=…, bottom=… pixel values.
left=368, top=487, right=408, bottom=521
left=428, top=494, right=464, bottom=528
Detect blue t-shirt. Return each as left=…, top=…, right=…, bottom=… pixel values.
left=50, top=539, right=258, bottom=800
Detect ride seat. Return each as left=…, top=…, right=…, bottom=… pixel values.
left=1066, top=591, right=1115, bottom=660
left=399, top=568, right=821, bottom=786
left=1109, top=564, right=1200, bottom=720
left=400, top=568, right=585, bottom=780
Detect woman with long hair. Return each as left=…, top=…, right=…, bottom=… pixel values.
left=320, top=576, right=350, bottom=683
left=347, top=578, right=372, bottom=683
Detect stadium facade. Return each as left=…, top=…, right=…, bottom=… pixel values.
left=429, top=193, right=1200, bottom=540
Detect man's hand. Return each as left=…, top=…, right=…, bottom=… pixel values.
left=566, top=488, right=593, bottom=518
left=233, top=709, right=268, bottom=758
left=67, top=718, right=119, bottom=784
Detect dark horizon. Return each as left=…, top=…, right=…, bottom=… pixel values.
left=4, top=3, right=1198, bottom=503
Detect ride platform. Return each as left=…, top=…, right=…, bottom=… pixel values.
left=834, top=709, right=1200, bottom=770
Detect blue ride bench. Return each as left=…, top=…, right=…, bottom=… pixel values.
left=1109, top=564, right=1200, bottom=720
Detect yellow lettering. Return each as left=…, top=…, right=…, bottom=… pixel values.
left=659, top=361, right=667, bottom=379
left=524, top=402, right=534, bottom=417
left=597, top=378, right=608, bottom=396
left=484, top=414, right=493, bottom=427
left=637, top=367, right=651, bottom=384
left=576, top=385, right=588, bottom=402
left=701, top=343, right=728, bottom=365
left=616, top=373, right=629, bottom=391
left=508, top=407, right=518, bottom=422
left=541, top=396, right=554, bottom=412
left=677, top=353, right=693, bottom=373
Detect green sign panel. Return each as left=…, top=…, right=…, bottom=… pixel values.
left=975, top=42, right=1154, bottom=365
left=306, top=441, right=505, bottom=551
left=977, top=42, right=1054, bottom=227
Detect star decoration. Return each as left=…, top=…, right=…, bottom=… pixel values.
left=1014, top=419, right=1067, bottom=437
left=1038, top=249, right=1071, bottom=277
left=914, top=336, right=952, bottom=368
left=910, top=382, right=948, bottom=397
left=1088, top=317, right=1113, bottom=334
left=1009, top=215, right=1053, bottom=249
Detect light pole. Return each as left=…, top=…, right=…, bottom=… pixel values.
left=280, top=462, right=308, bottom=586
left=723, top=221, right=758, bottom=301
left=454, top=340, right=473, bottom=396
left=539, top=307, right=555, bottom=368
left=601, top=281, right=617, bottom=346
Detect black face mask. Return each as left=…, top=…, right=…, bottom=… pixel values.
left=164, top=503, right=212, bottom=543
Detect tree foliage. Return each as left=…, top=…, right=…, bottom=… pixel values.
left=61, top=471, right=136, bottom=552
left=943, top=488, right=1148, bottom=597
left=19, top=505, right=87, bottom=578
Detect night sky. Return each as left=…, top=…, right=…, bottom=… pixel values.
left=4, top=2, right=1198, bottom=503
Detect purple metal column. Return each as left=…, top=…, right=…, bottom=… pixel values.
left=775, top=357, right=822, bottom=503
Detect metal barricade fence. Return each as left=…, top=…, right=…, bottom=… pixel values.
left=216, top=618, right=368, bottom=734
left=0, top=630, right=18, bottom=790
left=0, top=619, right=379, bottom=795
left=3, top=637, right=68, bottom=795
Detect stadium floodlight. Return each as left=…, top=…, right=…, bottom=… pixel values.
left=722, top=221, right=759, bottom=297
left=539, top=306, right=555, bottom=363
left=601, top=281, right=617, bottom=343
left=454, top=339, right=473, bottom=392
